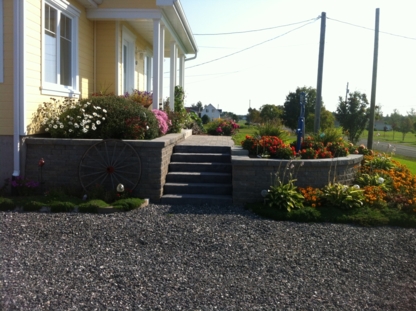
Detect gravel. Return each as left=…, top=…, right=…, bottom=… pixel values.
left=1, top=204, right=416, bottom=310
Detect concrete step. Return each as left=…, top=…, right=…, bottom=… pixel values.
left=164, top=182, right=232, bottom=195
left=166, top=172, right=232, bottom=184
left=160, top=194, right=233, bottom=205
left=174, top=145, right=231, bottom=154
left=168, top=162, right=232, bottom=173
left=171, top=152, right=231, bottom=163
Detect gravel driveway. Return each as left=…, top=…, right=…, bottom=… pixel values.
left=1, top=204, right=415, bottom=310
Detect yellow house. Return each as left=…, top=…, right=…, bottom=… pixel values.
left=0, top=0, right=198, bottom=184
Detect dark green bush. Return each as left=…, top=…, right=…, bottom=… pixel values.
left=0, top=197, right=15, bottom=211
left=113, top=198, right=144, bottom=211
left=39, top=96, right=160, bottom=140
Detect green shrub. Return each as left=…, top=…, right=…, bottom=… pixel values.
left=49, top=201, right=75, bottom=213
left=36, top=96, right=160, bottom=140
left=78, top=199, right=108, bottom=213
left=254, top=121, right=289, bottom=141
left=205, top=119, right=239, bottom=136
left=0, top=197, right=15, bottom=211
left=113, top=198, right=145, bottom=211
left=322, top=183, right=365, bottom=210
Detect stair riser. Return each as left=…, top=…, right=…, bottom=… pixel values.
left=166, top=174, right=231, bottom=184
left=174, top=145, right=231, bottom=154
left=171, top=154, right=230, bottom=163
left=169, top=163, right=231, bottom=173
left=164, top=185, right=232, bottom=195
left=160, top=197, right=233, bottom=205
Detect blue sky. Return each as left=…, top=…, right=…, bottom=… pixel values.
left=175, top=0, right=416, bottom=116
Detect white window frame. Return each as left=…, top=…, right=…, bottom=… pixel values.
left=0, top=0, right=4, bottom=83
left=121, top=26, right=136, bottom=94
left=41, top=0, right=80, bottom=97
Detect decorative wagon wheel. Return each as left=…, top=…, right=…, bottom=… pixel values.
left=79, top=139, right=141, bottom=193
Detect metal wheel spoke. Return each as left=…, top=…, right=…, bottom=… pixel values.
left=111, top=144, right=129, bottom=168
left=79, top=139, right=141, bottom=193
left=83, top=171, right=108, bottom=189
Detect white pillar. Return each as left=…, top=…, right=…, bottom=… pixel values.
left=169, top=41, right=177, bottom=111
left=159, top=25, right=165, bottom=109
left=152, top=19, right=160, bottom=110
left=179, top=54, right=185, bottom=88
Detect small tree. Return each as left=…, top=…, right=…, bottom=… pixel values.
left=397, top=115, right=414, bottom=141
left=282, top=86, right=317, bottom=130
left=201, top=114, right=210, bottom=124
left=336, top=91, right=370, bottom=144
left=306, top=108, right=335, bottom=133
left=259, top=104, right=283, bottom=122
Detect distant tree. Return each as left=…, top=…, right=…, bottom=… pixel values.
left=247, top=108, right=261, bottom=124
left=221, top=111, right=239, bottom=122
left=389, top=109, right=401, bottom=140
left=201, top=114, right=210, bottom=124
left=306, top=108, right=335, bottom=133
left=259, top=104, right=283, bottom=122
left=282, top=86, right=317, bottom=130
left=336, top=91, right=370, bottom=144
left=397, top=115, right=414, bottom=141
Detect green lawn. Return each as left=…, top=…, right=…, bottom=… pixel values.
left=393, top=155, right=416, bottom=175
left=362, top=129, right=416, bottom=146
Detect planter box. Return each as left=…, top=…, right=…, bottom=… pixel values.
left=232, top=148, right=363, bottom=205
left=23, top=133, right=186, bottom=202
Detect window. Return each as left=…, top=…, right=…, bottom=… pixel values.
left=42, top=0, right=79, bottom=97
left=0, top=0, right=3, bottom=83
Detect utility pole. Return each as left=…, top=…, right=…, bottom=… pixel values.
left=367, top=8, right=380, bottom=150
left=345, top=82, right=349, bottom=102
left=314, top=12, right=326, bottom=133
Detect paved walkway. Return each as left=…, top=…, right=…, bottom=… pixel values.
left=177, top=135, right=235, bottom=147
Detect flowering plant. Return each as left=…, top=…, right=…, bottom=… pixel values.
left=125, top=90, right=153, bottom=108
left=39, top=98, right=106, bottom=138
left=206, top=119, right=239, bottom=136
left=321, top=183, right=365, bottom=209
left=152, top=109, right=171, bottom=135
left=10, top=176, right=40, bottom=196
left=241, top=135, right=295, bottom=159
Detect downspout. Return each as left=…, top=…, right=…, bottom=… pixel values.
left=13, top=0, right=25, bottom=178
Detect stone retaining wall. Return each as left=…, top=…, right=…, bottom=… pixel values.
left=23, top=133, right=186, bottom=202
left=232, top=151, right=363, bottom=205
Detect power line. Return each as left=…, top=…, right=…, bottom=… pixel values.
left=327, top=16, right=416, bottom=40
left=193, top=18, right=318, bottom=36
left=186, top=17, right=320, bottom=70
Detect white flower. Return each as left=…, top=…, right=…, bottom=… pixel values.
left=60, top=124, right=64, bottom=129
left=74, top=123, right=79, bottom=128
left=66, top=115, right=70, bottom=119
left=68, top=122, right=73, bottom=125
left=77, top=116, right=82, bottom=119
left=96, top=120, right=101, bottom=125
left=45, top=128, right=49, bottom=132
left=102, top=117, right=106, bottom=121
left=84, top=104, right=88, bottom=108
left=53, top=125, right=58, bottom=129
left=102, top=109, right=107, bottom=113
left=92, top=124, right=96, bottom=131
left=146, top=126, right=149, bottom=130
left=353, top=184, right=360, bottom=190
left=95, top=106, right=101, bottom=109
left=93, top=112, right=97, bottom=117
left=69, top=129, right=73, bottom=132
left=85, top=125, right=89, bottom=129
left=82, top=128, right=88, bottom=133
left=87, top=102, right=91, bottom=106
left=377, top=177, right=384, bottom=184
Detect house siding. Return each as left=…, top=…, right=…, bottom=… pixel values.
left=23, top=0, right=94, bottom=135
left=0, top=0, right=14, bottom=136
left=95, top=21, right=116, bottom=94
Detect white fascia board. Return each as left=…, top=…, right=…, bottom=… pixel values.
left=160, top=14, right=187, bottom=55
left=172, top=0, right=198, bottom=54
left=87, top=8, right=162, bottom=20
